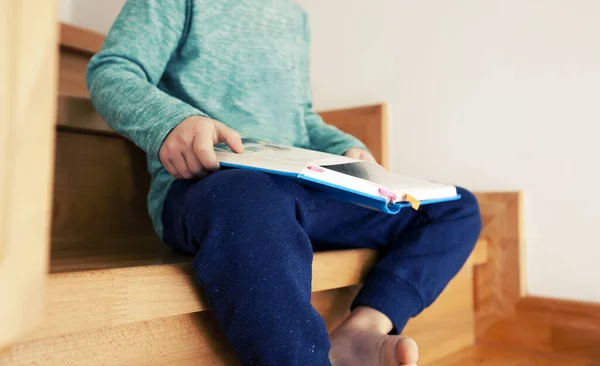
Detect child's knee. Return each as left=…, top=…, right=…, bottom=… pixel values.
left=454, top=187, right=483, bottom=240
left=456, top=187, right=481, bottom=215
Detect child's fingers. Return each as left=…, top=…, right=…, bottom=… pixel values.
left=183, top=149, right=207, bottom=178
left=171, top=154, right=193, bottom=179
left=163, top=158, right=182, bottom=179
left=192, top=128, right=220, bottom=171
left=362, top=152, right=376, bottom=162
left=159, top=153, right=181, bottom=179
left=159, top=148, right=179, bottom=178
left=214, top=122, right=244, bottom=153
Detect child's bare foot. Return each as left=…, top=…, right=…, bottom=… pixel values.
left=330, top=328, right=418, bottom=366
left=329, top=307, right=418, bottom=366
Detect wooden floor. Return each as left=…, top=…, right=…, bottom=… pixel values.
left=432, top=345, right=598, bottom=366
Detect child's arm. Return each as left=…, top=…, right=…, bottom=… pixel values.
left=301, top=14, right=373, bottom=159
left=86, top=0, right=241, bottom=178
left=303, top=106, right=372, bottom=158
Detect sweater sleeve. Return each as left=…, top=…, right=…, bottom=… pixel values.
left=300, top=13, right=368, bottom=155
left=86, top=0, right=207, bottom=160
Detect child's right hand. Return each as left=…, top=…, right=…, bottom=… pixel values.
left=159, top=116, right=245, bottom=179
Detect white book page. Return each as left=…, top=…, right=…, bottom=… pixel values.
left=301, top=165, right=384, bottom=199
left=311, top=160, right=457, bottom=202
left=388, top=175, right=457, bottom=201
left=314, top=159, right=394, bottom=186
left=216, top=139, right=457, bottom=202
left=215, top=139, right=335, bottom=174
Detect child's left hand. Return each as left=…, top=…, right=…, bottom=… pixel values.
left=344, top=148, right=376, bottom=162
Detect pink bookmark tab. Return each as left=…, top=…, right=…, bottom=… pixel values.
left=307, top=165, right=324, bottom=173
left=378, top=187, right=397, bottom=201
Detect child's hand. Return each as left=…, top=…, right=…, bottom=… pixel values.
left=160, top=116, right=245, bottom=179
left=344, top=148, right=376, bottom=162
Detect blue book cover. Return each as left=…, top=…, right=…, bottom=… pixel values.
left=215, top=139, right=460, bottom=213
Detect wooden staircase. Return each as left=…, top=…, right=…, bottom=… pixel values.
left=1, top=24, right=494, bottom=365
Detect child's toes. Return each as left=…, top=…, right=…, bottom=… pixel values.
left=395, top=336, right=419, bottom=365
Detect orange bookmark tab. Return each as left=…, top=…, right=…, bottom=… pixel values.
left=404, top=194, right=421, bottom=211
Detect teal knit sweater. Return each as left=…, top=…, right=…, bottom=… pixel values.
left=86, top=0, right=366, bottom=238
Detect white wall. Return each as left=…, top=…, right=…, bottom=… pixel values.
left=59, top=0, right=124, bottom=34
left=60, top=0, right=600, bottom=302
left=295, top=0, right=600, bottom=302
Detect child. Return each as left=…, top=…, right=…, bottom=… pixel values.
left=87, top=0, right=482, bottom=365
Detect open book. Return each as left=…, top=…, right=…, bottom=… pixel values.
left=215, top=139, right=460, bottom=214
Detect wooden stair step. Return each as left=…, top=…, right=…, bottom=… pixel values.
left=4, top=312, right=240, bottom=366
left=4, top=244, right=485, bottom=366
left=57, top=94, right=114, bottom=135
left=33, top=248, right=377, bottom=341
left=50, top=247, right=186, bottom=273
left=2, top=288, right=361, bottom=366
left=31, top=240, right=487, bottom=343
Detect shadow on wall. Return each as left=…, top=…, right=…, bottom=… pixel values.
left=69, top=0, right=125, bottom=34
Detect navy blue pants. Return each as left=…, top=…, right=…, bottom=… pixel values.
left=162, top=169, right=482, bottom=365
